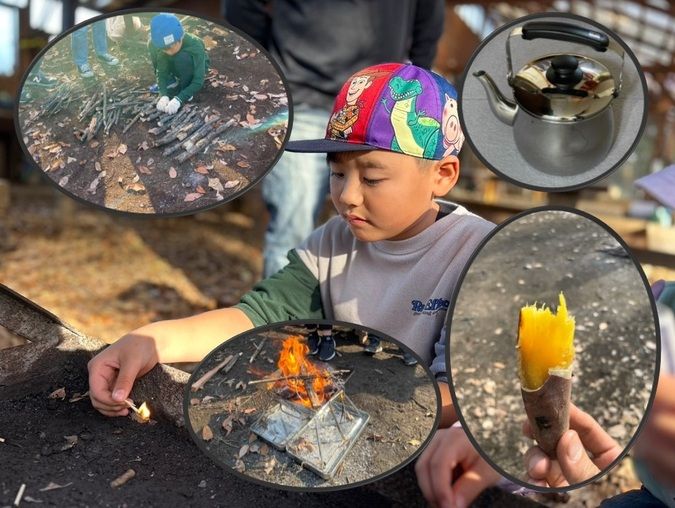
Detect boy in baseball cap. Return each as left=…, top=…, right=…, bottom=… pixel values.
left=87, top=63, right=494, bottom=500
left=148, top=13, right=210, bottom=115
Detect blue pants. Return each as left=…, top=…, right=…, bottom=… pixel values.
left=261, top=105, right=331, bottom=277
left=71, top=22, right=109, bottom=67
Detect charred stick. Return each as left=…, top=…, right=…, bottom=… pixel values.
left=176, top=118, right=205, bottom=141
left=182, top=116, right=220, bottom=150
left=142, top=110, right=163, bottom=122
left=102, top=84, right=107, bottom=130
left=175, top=120, right=235, bottom=163
left=246, top=371, right=347, bottom=385
left=122, top=111, right=143, bottom=134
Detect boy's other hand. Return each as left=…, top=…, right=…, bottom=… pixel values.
left=415, top=426, right=500, bottom=508
left=88, top=333, right=159, bottom=417
left=524, top=403, right=621, bottom=487
left=634, top=374, right=675, bottom=488
left=165, top=98, right=181, bottom=115
left=156, top=95, right=170, bottom=112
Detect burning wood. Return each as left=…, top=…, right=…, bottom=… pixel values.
left=275, top=336, right=332, bottom=408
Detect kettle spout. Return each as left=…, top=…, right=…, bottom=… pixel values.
left=473, top=71, right=517, bottom=126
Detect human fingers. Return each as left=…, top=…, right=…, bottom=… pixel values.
left=451, top=452, right=500, bottom=508
left=88, top=355, right=129, bottom=413
left=569, top=404, right=621, bottom=469
left=556, top=430, right=601, bottom=484
left=415, top=432, right=437, bottom=505
left=524, top=446, right=550, bottom=480
left=417, top=428, right=464, bottom=508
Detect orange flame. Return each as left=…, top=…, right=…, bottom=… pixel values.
left=276, top=336, right=330, bottom=407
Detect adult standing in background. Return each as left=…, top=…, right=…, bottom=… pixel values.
left=224, top=0, right=445, bottom=277
left=71, top=21, right=119, bottom=78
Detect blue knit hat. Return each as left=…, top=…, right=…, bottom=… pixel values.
left=150, top=13, right=184, bottom=49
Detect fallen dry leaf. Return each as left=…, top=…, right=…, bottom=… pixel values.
left=248, top=433, right=257, bottom=443
left=238, top=444, right=249, bottom=458
left=243, top=408, right=256, bottom=415
left=68, top=391, right=89, bottom=403
left=202, top=425, right=214, bottom=441
left=95, top=161, right=102, bottom=172
left=194, top=165, right=209, bottom=174
left=126, top=182, right=146, bottom=194
left=58, top=176, right=69, bottom=187
left=245, top=113, right=257, bottom=125
left=408, top=438, right=421, bottom=446
left=105, top=151, right=117, bottom=159
left=249, top=442, right=260, bottom=454
left=208, top=178, right=224, bottom=192
left=234, top=459, right=246, bottom=473
left=67, top=157, right=76, bottom=164
left=117, top=143, right=127, bottom=155
left=224, top=180, right=240, bottom=189
left=138, top=165, right=152, bottom=175
left=254, top=93, right=268, bottom=100
left=222, top=416, right=234, bottom=435
left=48, top=387, right=66, bottom=400
left=89, top=141, right=100, bottom=148
left=262, top=456, right=276, bottom=474
left=196, top=185, right=206, bottom=194
left=132, top=175, right=140, bottom=183
left=203, top=35, right=218, bottom=50
left=138, top=141, right=149, bottom=151
left=259, top=444, right=269, bottom=456
left=88, top=176, right=102, bottom=194
left=184, top=192, right=204, bottom=202
left=220, top=143, right=236, bottom=151
left=236, top=161, right=250, bottom=168
left=169, top=167, right=177, bottom=178
left=190, top=398, right=200, bottom=406
left=147, top=158, right=154, bottom=166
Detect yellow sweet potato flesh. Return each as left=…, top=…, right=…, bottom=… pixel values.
left=518, top=292, right=575, bottom=390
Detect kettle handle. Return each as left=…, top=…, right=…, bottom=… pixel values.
left=520, top=21, right=609, bottom=52
left=506, top=21, right=624, bottom=96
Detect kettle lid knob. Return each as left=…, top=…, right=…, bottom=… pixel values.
left=546, top=55, right=583, bottom=88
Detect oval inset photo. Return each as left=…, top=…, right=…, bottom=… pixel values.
left=17, top=10, right=290, bottom=215
left=460, top=12, right=647, bottom=191
left=448, top=208, right=659, bottom=490
left=185, top=321, right=440, bottom=490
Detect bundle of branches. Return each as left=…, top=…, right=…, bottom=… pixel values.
left=73, top=83, right=158, bottom=142
left=148, top=106, right=238, bottom=163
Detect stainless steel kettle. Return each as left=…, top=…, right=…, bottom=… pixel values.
left=474, top=21, right=624, bottom=174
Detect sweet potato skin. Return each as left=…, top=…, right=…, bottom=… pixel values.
left=521, top=373, right=571, bottom=457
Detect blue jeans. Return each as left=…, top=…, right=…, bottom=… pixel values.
left=262, top=105, right=331, bottom=277
left=71, top=22, right=109, bottom=67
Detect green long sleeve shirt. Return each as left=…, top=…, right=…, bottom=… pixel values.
left=153, top=33, right=209, bottom=103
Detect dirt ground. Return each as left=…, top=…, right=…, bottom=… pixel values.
left=17, top=14, right=288, bottom=215
left=450, top=210, right=658, bottom=484
left=186, top=324, right=437, bottom=489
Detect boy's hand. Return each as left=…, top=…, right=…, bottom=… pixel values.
left=156, top=95, right=170, bottom=112
left=415, top=426, right=500, bottom=508
left=524, top=403, right=621, bottom=487
left=165, top=98, right=181, bottom=115
left=88, top=333, right=159, bottom=417
left=634, top=374, right=675, bottom=488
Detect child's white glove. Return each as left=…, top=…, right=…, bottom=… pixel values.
left=156, top=95, right=170, bottom=112
left=165, top=97, right=181, bottom=115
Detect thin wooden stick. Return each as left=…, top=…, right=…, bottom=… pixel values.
left=249, top=338, right=266, bottom=363
left=247, top=369, right=349, bottom=385
left=191, top=354, right=233, bottom=391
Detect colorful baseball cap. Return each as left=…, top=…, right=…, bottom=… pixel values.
left=286, top=63, right=464, bottom=160
left=150, top=13, right=184, bottom=49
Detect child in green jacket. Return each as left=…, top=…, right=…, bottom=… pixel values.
left=148, top=13, right=210, bottom=115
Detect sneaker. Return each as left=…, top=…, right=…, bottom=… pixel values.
left=149, top=78, right=178, bottom=94
left=307, top=332, right=320, bottom=356
left=30, top=70, right=58, bottom=87
left=77, top=63, right=94, bottom=78
left=401, top=350, right=418, bottom=366
left=318, top=336, right=336, bottom=362
left=97, top=53, right=119, bottom=66
left=363, top=336, right=382, bottom=354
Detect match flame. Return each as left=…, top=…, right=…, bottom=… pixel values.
left=276, top=336, right=330, bottom=407
left=137, top=402, right=151, bottom=422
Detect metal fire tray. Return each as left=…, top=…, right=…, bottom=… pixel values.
left=286, top=397, right=369, bottom=479
left=250, top=399, right=314, bottom=450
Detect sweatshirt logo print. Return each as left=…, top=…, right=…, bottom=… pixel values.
left=411, top=298, right=449, bottom=315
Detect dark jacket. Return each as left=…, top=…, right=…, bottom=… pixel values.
left=224, top=0, right=444, bottom=109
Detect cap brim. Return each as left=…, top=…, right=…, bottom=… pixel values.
left=286, top=138, right=377, bottom=154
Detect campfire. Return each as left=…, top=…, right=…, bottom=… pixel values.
left=249, top=335, right=369, bottom=479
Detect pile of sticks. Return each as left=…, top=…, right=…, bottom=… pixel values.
left=74, top=84, right=156, bottom=142
left=149, top=106, right=238, bottom=163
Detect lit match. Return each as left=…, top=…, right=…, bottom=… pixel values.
left=124, top=399, right=151, bottom=423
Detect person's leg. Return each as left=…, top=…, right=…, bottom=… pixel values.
left=71, top=27, right=90, bottom=67
left=306, top=325, right=320, bottom=356
left=261, top=106, right=331, bottom=277
left=92, top=21, right=108, bottom=56
left=317, top=325, right=335, bottom=362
